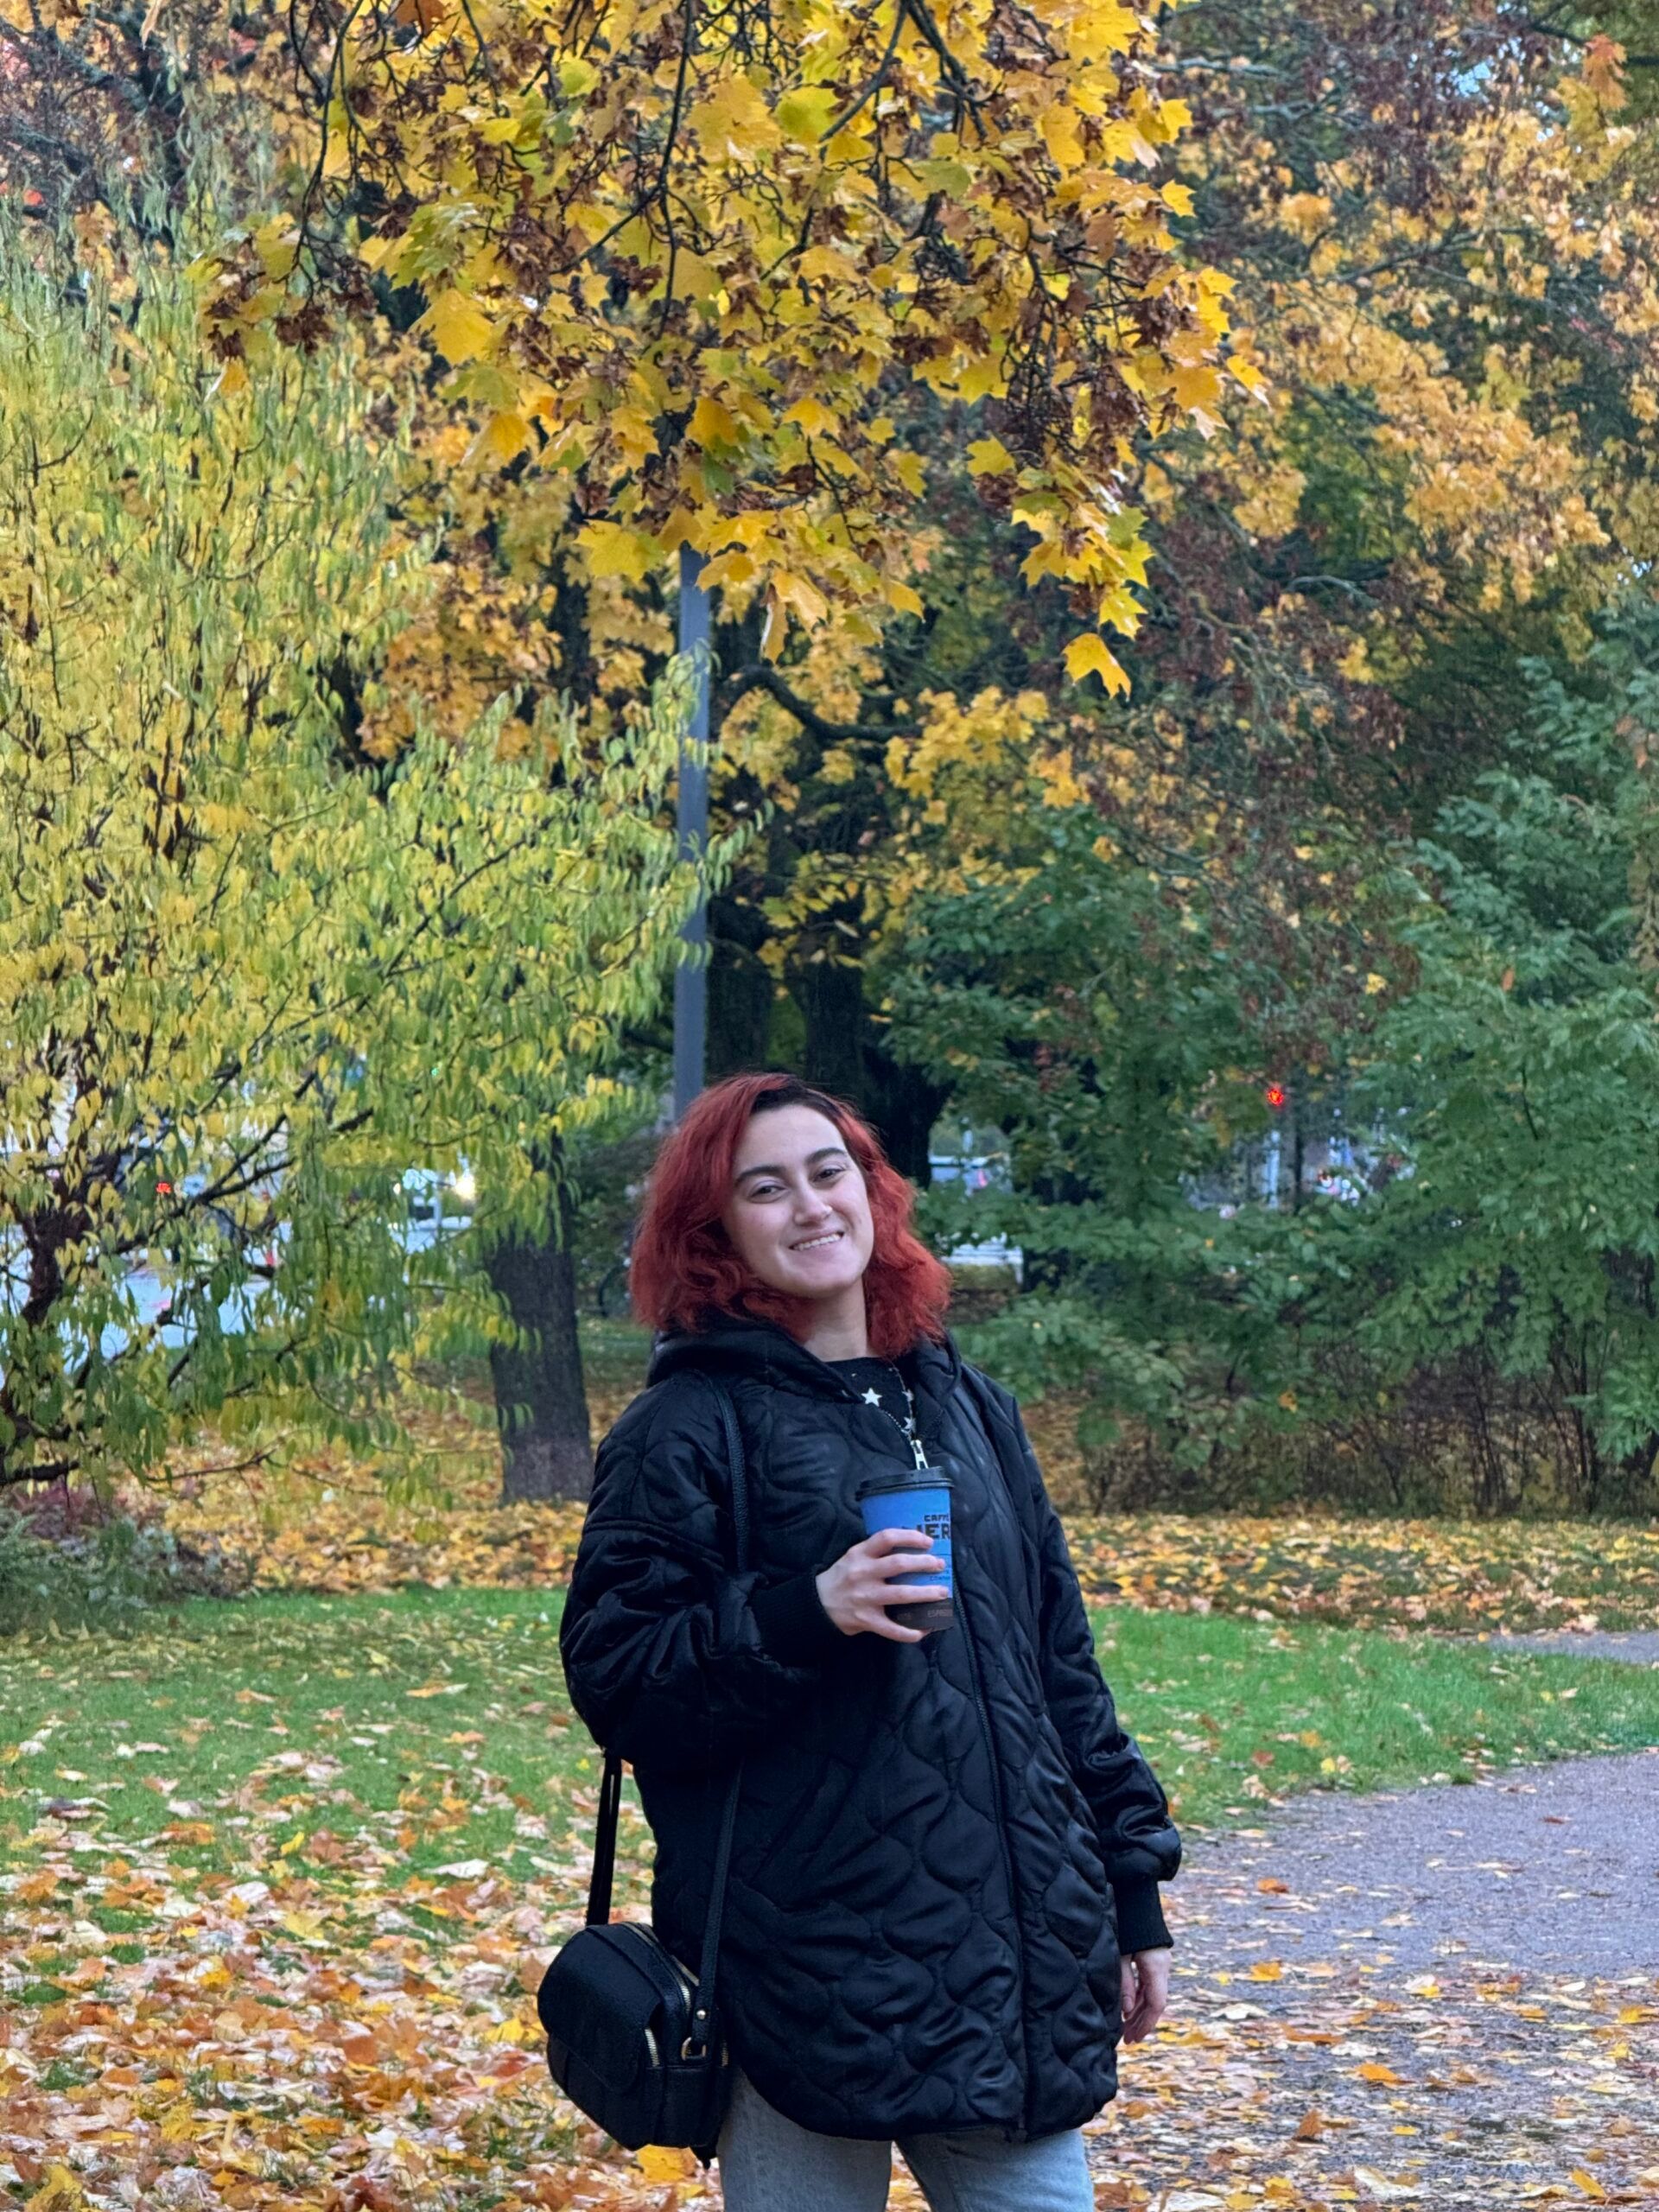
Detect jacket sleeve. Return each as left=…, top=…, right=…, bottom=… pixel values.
left=982, top=1376, right=1181, bottom=1952
left=559, top=1382, right=842, bottom=1775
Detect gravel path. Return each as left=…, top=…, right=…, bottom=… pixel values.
left=1478, top=1630, right=1659, bottom=1666
left=1179, top=1746, right=1659, bottom=1973
left=1084, top=1752, right=1659, bottom=2209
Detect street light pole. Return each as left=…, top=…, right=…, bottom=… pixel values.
left=673, top=543, right=712, bottom=1121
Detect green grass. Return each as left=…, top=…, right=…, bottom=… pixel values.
left=3, top=1587, right=1658, bottom=1887
left=0, top=1586, right=607, bottom=1898
left=1094, top=1607, right=1659, bottom=1825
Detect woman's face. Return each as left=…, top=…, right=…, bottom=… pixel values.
left=721, top=1104, right=875, bottom=1307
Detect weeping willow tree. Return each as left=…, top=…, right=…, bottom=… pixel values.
left=0, top=229, right=702, bottom=1502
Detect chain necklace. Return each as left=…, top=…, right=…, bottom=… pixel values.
left=847, top=1357, right=930, bottom=1471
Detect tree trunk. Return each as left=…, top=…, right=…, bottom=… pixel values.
left=709, top=889, right=776, bottom=1078
left=791, top=928, right=865, bottom=1100
left=861, top=1042, right=950, bottom=1186
left=485, top=1169, right=593, bottom=1503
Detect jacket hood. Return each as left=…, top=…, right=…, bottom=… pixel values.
left=648, top=1313, right=963, bottom=1414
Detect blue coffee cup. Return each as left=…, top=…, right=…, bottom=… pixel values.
left=857, top=1467, right=955, bottom=1632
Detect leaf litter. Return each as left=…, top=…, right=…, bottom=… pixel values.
left=158, top=1414, right=1659, bottom=1635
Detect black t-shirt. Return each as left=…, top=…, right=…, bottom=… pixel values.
left=828, top=1354, right=920, bottom=1455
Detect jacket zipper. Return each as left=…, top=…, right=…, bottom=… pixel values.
left=949, top=1492, right=1035, bottom=2138
left=849, top=1366, right=1033, bottom=2126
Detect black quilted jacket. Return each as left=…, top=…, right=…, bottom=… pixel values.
left=558, top=1319, right=1180, bottom=2141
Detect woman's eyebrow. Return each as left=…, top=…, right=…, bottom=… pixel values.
left=734, top=1146, right=847, bottom=1185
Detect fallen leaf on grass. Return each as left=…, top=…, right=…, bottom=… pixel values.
left=636, top=2145, right=697, bottom=2182
left=24, top=2169, right=90, bottom=2212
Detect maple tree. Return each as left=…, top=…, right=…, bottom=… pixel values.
left=16, top=0, right=1659, bottom=1525
left=177, top=0, right=1258, bottom=1471
left=208, top=0, right=1249, bottom=691
left=0, top=231, right=697, bottom=1499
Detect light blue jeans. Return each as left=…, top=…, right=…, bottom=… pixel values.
left=716, top=2070, right=1095, bottom=2212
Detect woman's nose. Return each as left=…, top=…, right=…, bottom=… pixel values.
left=792, top=1185, right=833, bottom=1222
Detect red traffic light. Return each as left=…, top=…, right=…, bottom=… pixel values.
left=1263, top=1084, right=1287, bottom=1111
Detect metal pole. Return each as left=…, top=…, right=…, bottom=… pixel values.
left=673, top=543, right=712, bottom=1121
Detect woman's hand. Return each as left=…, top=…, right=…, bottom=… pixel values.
left=1120, top=1948, right=1171, bottom=2044
left=816, top=1527, right=943, bottom=1643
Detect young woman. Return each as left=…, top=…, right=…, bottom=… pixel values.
left=560, top=1074, right=1179, bottom=2212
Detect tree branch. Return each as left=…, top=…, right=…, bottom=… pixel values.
left=1503, top=13, right=1659, bottom=67
left=713, top=663, right=918, bottom=746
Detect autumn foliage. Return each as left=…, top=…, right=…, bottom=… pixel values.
left=201, top=0, right=1253, bottom=684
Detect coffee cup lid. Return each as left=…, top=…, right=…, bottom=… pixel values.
left=856, top=1468, right=953, bottom=1500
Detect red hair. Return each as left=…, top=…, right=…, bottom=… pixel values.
left=630, top=1073, right=952, bottom=1357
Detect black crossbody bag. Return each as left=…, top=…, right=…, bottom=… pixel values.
left=537, top=1381, right=748, bottom=2155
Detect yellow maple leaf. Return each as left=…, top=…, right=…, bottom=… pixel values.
left=579, top=520, right=662, bottom=583
left=1170, top=363, right=1221, bottom=412
left=636, top=2145, right=697, bottom=2182
left=688, top=73, right=781, bottom=157
left=664, top=249, right=721, bottom=302
left=1064, top=633, right=1131, bottom=694
left=690, top=395, right=741, bottom=448
left=766, top=569, right=830, bottom=637
left=420, top=289, right=497, bottom=366
left=1041, top=104, right=1085, bottom=170
left=776, top=86, right=840, bottom=145
left=967, top=436, right=1016, bottom=476
left=25, top=2169, right=90, bottom=2212
left=1069, top=1, right=1139, bottom=61
left=784, top=395, right=840, bottom=438
left=470, top=410, right=529, bottom=467
left=798, top=242, right=860, bottom=283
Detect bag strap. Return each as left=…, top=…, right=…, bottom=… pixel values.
left=585, top=1743, right=625, bottom=1927
left=584, top=1378, right=751, bottom=2061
